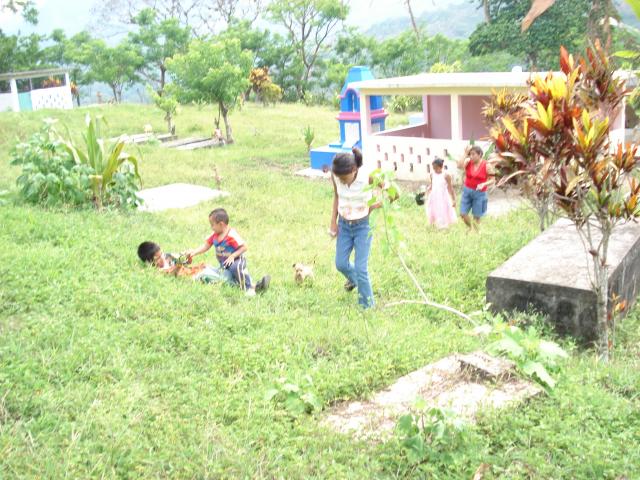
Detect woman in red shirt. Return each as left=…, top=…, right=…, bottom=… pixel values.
left=457, top=145, right=495, bottom=230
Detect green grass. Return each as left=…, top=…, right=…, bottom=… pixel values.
left=1, top=103, right=639, bottom=479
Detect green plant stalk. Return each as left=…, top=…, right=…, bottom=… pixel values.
left=380, top=207, right=477, bottom=326
left=370, top=171, right=476, bottom=325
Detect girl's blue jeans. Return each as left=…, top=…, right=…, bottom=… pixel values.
left=335, top=216, right=374, bottom=308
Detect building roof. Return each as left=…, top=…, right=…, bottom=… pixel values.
left=351, top=70, right=637, bottom=96
left=0, top=68, right=69, bottom=82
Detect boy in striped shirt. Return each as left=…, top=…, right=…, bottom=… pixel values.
left=186, top=208, right=270, bottom=296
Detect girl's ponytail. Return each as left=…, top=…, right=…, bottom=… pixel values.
left=333, top=148, right=363, bottom=175
left=352, top=147, right=363, bottom=168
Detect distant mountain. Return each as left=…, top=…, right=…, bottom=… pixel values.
left=366, top=0, right=640, bottom=40
left=365, top=0, right=482, bottom=40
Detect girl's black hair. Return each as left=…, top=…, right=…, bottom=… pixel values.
left=332, top=147, right=363, bottom=175
left=470, top=145, right=483, bottom=157
left=432, top=157, right=444, bottom=168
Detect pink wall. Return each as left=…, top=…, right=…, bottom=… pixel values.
left=376, top=123, right=428, bottom=138
left=427, top=95, right=451, bottom=139
left=460, top=95, right=490, bottom=140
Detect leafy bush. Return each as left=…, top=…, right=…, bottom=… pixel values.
left=11, top=120, right=93, bottom=206
left=11, top=116, right=142, bottom=210
left=473, top=317, right=569, bottom=390
left=387, top=95, right=422, bottom=114
left=396, top=400, right=467, bottom=465
left=260, top=82, right=283, bottom=106
left=264, top=374, right=321, bottom=415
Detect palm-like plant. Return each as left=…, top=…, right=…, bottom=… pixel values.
left=62, top=114, right=142, bottom=209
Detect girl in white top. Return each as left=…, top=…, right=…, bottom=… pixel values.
left=329, top=148, right=379, bottom=308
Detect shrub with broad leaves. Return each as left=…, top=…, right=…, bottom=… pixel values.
left=11, top=116, right=142, bottom=210
left=11, top=120, right=94, bottom=206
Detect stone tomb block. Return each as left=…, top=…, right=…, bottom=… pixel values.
left=486, top=219, right=640, bottom=342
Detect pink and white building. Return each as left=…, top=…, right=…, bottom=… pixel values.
left=351, top=71, right=626, bottom=182
left=0, top=68, right=74, bottom=113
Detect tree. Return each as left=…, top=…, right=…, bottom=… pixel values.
left=215, top=20, right=276, bottom=67
left=129, top=8, right=191, bottom=95
left=90, top=0, right=205, bottom=36
left=198, top=0, right=263, bottom=32
left=167, top=38, right=252, bottom=143
left=488, top=42, right=638, bottom=361
left=0, top=0, right=37, bottom=23
left=483, top=89, right=553, bottom=231
left=334, top=28, right=378, bottom=67
left=42, top=30, right=93, bottom=105
left=267, top=0, right=348, bottom=100
left=468, top=0, right=607, bottom=70
left=80, top=39, right=143, bottom=102
left=404, top=0, right=421, bottom=40
left=372, top=30, right=466, bottom=78
left=149, top=88, right=178, bottom=133
left=0, top=31, right=45, bottom=72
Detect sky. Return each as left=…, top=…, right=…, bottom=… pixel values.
left=0, top=0, right=468, bottom=37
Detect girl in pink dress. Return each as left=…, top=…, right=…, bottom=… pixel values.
left=426, top=158, right=457, bottom=229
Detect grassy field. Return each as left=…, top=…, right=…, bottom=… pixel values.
left=0, top=103, right=639, bottom=479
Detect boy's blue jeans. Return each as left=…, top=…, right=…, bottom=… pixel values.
left=221, top=256, right=253, bottom=290
left=335, top=216, right=374, bottom=308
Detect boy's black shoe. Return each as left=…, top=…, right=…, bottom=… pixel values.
left=256, top=275, right=271, bottom=293
left=344, top=280, right=356, bottom=292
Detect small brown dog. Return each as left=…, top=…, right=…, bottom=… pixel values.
left=292, top=263, right=314, bottom=284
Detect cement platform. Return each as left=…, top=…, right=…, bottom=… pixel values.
left=137, top=183, right=228, bottom=212
left=486, top=219, right=640, bottom=342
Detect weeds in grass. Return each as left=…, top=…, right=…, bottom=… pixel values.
left=473, top=316, right=569, bottom=390
left=265, top=374, right=322, bottom=415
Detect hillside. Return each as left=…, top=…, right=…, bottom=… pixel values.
left=367, top=0, right=640, bottom=40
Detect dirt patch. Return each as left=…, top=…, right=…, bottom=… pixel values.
left=322, top=351, right=541, bottom=440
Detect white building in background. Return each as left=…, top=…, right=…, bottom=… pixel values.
left=349, top=71, right=627, bottom=182
left=0, top=68, right=74, bottom=113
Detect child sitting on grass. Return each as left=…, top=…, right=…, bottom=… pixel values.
left=185, top=208, right=270, bottom=296
left=137, top=241, right=223, bottom=284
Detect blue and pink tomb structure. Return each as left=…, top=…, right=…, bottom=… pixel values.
left=309, top=66, right=388, bottom=170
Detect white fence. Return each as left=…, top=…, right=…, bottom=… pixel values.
left=31, top=86, right=73, bottom=110
left=363, top=125, right=490, bottom=183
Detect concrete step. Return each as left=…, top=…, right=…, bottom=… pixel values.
left=161, top=137, right=209, bottom=148
left=175, top=139, right=223, bottom=150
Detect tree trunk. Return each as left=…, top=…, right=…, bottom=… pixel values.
left=595, top=228, right=612, bottom=361
left=595, top=258, right=610, bottom=362
left=483, top=0, right=491, bottom=23
left=111, top=85, right=118, bottom=103
left=75, top=95, right=81, bottom=107
left=159, top=66, right=166, bottom=96
left=220, top=102, right=234, bottom=144
left=165, top=112, right=173, bottom=134
left=405, top=0, right=421, bottom=40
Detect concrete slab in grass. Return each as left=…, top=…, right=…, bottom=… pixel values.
left=294, top=168, right=331, bottom=180
left=137, top=183, right=228, bottom=213
left=322, top=351, right=541, bottom=440
left=487, top=218, right=640, bottom=342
